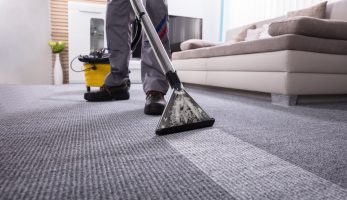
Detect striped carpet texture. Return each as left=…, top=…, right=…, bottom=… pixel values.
left=0, top=84, right=346, bottom=200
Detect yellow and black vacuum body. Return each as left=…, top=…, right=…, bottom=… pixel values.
left=77, top=50, right=111, bottom=92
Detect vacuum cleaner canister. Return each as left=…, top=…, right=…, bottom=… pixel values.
left=83, top=63, right=110, bottom=89
left=70, top=49, right=111, bottom=91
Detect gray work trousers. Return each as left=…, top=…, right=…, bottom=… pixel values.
left=105, top=0, right=170, bottom=95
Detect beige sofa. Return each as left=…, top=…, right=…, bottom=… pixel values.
left=172, top=0, right=347, bottom=105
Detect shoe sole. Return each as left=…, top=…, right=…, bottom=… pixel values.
left=144, top=103, right=165, bottom=116
left=84, top=91, right=130, bottom=102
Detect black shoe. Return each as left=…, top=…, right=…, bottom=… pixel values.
left=144, top=91, right=166, bottom=115
left=84, top=82, right=130, bottom=102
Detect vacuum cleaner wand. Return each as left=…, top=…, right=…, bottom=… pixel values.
left=130, top=0, right=215, bottom=135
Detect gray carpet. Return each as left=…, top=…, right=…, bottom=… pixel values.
left=0, top=84, right=346, bottom=200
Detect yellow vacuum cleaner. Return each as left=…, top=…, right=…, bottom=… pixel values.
left=70, top=49, right=111, bottom=92
left=83, top=63, right=110, bottom=92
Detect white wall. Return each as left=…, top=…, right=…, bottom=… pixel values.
left=168, top=0, right=222, bottom=42
left=0, top=0, right=52, bottom=84
left=223, top=0, right=328, bottom=31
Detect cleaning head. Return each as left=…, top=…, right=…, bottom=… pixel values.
left=156, top=89, right=215, bottom=135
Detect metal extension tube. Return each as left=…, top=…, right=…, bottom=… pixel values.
left=129, top=0, right=215, bottom=135
left=130, top=0, right=182, bottom=90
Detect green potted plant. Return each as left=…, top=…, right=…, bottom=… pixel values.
left=48, top=41, right=65, bottom=85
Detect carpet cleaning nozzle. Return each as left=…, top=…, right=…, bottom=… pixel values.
left=156, top=88, right=215, bottom=135
left=130, top=0, right=215, bottom=135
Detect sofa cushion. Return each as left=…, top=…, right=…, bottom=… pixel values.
left=269, top=16, right=347, bottom=40
left=172, top=34, right=347, bottom=60
left=180, top=39, right=219, bottom=51
left=287, top=1, right=327, bottom=18
left=232, top=24, right=256, bottom=42
left=259, top=24, right=272, bottom=39
left=245, top=24, right=272, bottom=41
left=245, top=28, right=263, bottom=41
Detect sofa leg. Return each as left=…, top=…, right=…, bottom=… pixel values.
left=271, top=94, right=298, bottom=106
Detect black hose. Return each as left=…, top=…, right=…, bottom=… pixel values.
left=131, top=17, right=142, bottom=52
left=70, top=56, right=96, bottom=72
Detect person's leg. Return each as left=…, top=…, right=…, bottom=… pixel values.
left=141, top=0, right=170, bottom=95
left=104, top=0, right=132, bottom=87
left=84, top=0, right=132, bottom=101
left=141, top=0, right=170, bottom=115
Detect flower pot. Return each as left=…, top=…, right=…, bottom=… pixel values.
left=54, top=53, right=63, bottom=85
